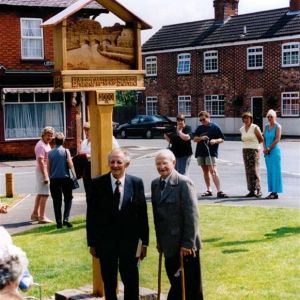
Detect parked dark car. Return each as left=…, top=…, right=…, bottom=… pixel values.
left=114, top=115, right=176, bottom=138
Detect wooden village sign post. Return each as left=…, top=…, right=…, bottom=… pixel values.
left=42, top=0, right=151, bottom=296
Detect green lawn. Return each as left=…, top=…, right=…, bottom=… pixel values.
left=12, top=205, right=300, bottom=300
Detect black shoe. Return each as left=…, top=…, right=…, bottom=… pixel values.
left=245, top=191, right=255, bottom=197
left=56, top=222, right=62, bottom=229
left=265, top=192, right=278, bottom=199
left=63, top=221, right=73, bottom=228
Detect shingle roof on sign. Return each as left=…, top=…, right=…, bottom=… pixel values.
left=142, top=7, right=300, bottom=52
left=0, top=0, right=103, bottom=9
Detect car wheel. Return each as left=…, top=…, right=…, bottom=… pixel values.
left=145, top=129, right=152, bottom=139
left=120, top=130, right=127, bottom=139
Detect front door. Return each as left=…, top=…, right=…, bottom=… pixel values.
left=252, top=97, right=263, bottom=130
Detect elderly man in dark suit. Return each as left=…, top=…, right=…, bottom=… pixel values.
left=152, top=149, right=204, bottom=300
left=87, top=148, right=149, bottom=300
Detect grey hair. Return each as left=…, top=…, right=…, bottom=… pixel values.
left=41, top=126, right=55, bottom=137
left=266, top=109, right=277, bottom=118
left=155, top=149, right=176, bottom=162
left=0, top=244, right=28, bottom=290
left=107, top=148, right=131, bottom=164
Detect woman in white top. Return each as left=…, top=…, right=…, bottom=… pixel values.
left=240, top=112, right=264, bottom=197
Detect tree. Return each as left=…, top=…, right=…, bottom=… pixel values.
left=116, top=91, right=137, bottom=107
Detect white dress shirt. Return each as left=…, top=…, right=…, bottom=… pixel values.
left=110, top=173, right=125, bottom=210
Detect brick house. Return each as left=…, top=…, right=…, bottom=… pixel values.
left=0, top=0, right=106, bottom=159
left=141, top=0, right=300, bottom=136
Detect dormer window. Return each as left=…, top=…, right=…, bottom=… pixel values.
left=204, top=50, right=218, bottom=73
left=177, top=53, right=191, bottom=74
left=21, top=18, right=44, bottom=59
left=282, top=43, right=300, bottom=67
left=145, top=56, right=157, bottom=76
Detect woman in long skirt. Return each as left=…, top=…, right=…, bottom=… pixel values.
left=263, top=109, right=283, bottom=199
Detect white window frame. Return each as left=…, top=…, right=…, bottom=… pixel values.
left=4, top=92, right=65, bottom=140
left=204, top=50, right=218, bottom=73
left=247, top=46, right=263, bottom=70
left=178, top=95, right=191, bottom=116
left=145, top=56, right=157, bottom=76
left=146, top=96, right=158, bottom=115
left=282, top=42, right=300, bottom=67
left=177, top=53, right=191, bottom=74
left=281, top=92, right=299, bottom=116
left=204, top=95, right=225, bottom=116
left=20, top=18, right=44, bottom=59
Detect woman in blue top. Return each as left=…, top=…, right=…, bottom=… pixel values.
left=263, top=110, right=283, bottom=199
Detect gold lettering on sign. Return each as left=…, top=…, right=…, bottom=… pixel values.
left=96, top=92, right=115, bottom=105
left=72, top=76, right=137, bottom=88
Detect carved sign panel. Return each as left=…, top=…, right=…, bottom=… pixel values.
left=96, top=91, right=115, bottom=105
left=66, top=19, right=135, bottom=71
left=71, top=76, right=137, bottom=88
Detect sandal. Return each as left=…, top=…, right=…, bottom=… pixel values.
left=201, top=191, right=213, bottom=197
left=217, top=191, right=229, bottom=198
left=265, top=193, right=278, bottom=199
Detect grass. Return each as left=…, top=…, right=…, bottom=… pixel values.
left=12, top=205, right=300, bottom=300
left=0, top=194, right=23, bottom=208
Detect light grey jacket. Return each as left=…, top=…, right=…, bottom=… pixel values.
left=151, top=170, right=201, bottom=258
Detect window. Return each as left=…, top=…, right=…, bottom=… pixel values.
left=204, top=95, right=225, bottom=116
left=21, top=18, right=44, bottom=59
left=146, top=96, right=158, bottom=115
left=145, top=56, right=157, bottom=76
left=204, top=50, right=218, bottom=73
left=177, top=53, right=191, bottom=74
left=282, top=43, right=300, bottom=67
left=282, top=92, right=299, bottom=116
left=4, top=92, right=64, bottom=139
left=247, top=47, right=263, bottom=69
left=178, top=96, right=191, bottom=116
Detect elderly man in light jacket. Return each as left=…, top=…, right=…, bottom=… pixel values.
left=151, top=149, right=204, bottom=300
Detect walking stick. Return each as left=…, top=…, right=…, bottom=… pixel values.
left=180, top=254, right=186, bottom=300
left=157, top=252, right=162, bottom=300
left=204, top=140, right=216, bottom=176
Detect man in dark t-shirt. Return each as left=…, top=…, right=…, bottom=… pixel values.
left=193, top=111, right=228, bottom=198
left=164, top=114, right=193, bottom=175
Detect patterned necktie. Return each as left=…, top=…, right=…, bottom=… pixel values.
left=160, top=179, right=166, bottom=191
left=113, top=180, right=121, bottom=210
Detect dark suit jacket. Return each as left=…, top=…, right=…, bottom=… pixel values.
left=87, top=172, right=149, bottom=257
left=151, top=170, right=201, bottom=258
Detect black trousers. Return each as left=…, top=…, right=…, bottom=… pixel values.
left=165, top=250, right=204, bottom=300
left=82, top=161, right=92, bottom=204
left=98, top=250, right=139, bottom=300
left=50, top=178, right=73, bottom=224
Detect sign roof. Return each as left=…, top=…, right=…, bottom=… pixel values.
left=42, top=0, right=151, bottom=30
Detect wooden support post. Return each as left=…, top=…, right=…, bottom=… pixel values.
left=88, top=91, right=114, bottom=297
left=5, top=173, right=14, bottom=198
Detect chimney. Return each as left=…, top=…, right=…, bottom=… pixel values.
left=290, top=0, right=300, bottom=11
left=214, top=0, right=239, bottom=23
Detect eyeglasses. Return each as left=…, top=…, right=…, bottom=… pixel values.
left=199, top=118, right=206, bottom=122
left=267, top=116, right=273, bottom=119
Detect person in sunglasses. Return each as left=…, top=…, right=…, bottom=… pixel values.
left=193, top=111, right=228, bottom=198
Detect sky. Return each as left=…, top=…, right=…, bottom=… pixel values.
left=98, top=0, right=289, bottom=43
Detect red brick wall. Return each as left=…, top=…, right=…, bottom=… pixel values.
left=0, top=11, right=54, bottom=70
left=142, top=38, right=300, bottom=118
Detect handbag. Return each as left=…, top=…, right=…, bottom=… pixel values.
left=69, top=169, right=79, bottom=190
left=65, top=150, right=79, bottom=189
